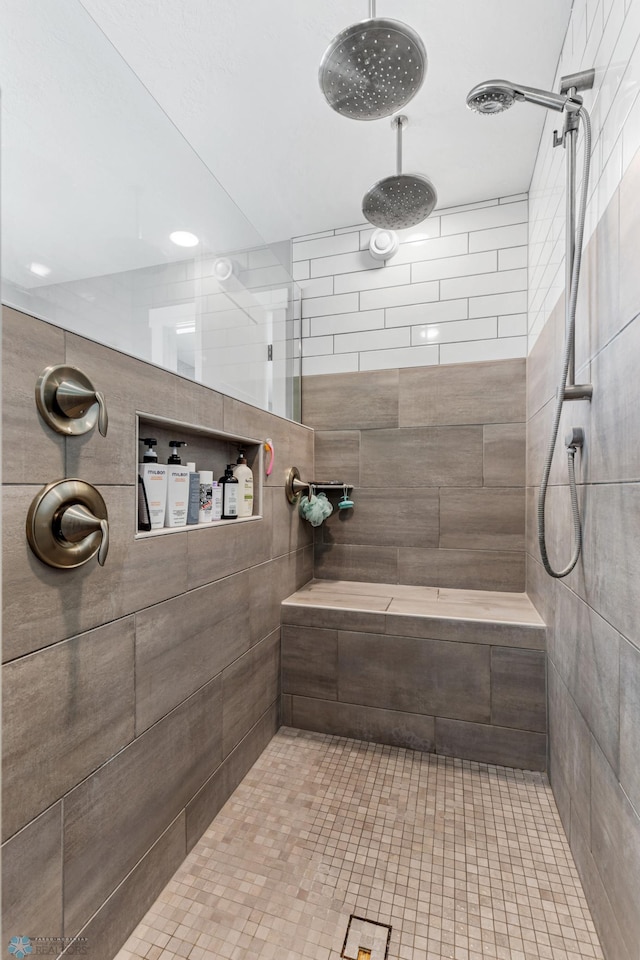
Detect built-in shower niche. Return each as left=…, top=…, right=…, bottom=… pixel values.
left=135, top=412, right=262, bottom=537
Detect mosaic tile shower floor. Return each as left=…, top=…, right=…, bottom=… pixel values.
left=117, top=729, right=603, bottom=960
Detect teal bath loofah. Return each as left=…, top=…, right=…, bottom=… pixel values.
left=299, top=491, right=333, bottom=527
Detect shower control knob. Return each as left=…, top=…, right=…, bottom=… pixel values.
left=26, top=479, right=109, bottom=569
left=36, top=364, right=108, bottom=437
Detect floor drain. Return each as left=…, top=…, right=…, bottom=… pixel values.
left=341, top=915, right=392, bottom=960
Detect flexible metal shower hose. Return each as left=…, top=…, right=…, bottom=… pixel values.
left=537, top=105, right=591, bottom=578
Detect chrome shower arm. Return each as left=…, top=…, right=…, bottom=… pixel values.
left=369, top=0, right=376, bottom=17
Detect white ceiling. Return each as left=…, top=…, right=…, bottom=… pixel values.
left=1, top=1, right=572, bottom=288
left=77, top=0, right=573, bottom=241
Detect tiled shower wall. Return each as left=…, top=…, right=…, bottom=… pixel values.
left=294, top=195, right=528, bottom=377
left=302, top=358, right=526, bottom=592
left=526, top=1, right=640, bottom=958
left=1, top=307, right=313, bottom=959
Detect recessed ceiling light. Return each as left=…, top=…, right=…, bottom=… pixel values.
left=170, top=231, right=199, bottom=248
left=29, top=262, right=51, bottom=277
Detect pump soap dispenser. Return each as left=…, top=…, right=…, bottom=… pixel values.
left=138, top=437, right=167, bottom=530
left=165, top=441, right=190, bottom=527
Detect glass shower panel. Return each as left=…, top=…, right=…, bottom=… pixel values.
left=0, top=0, right=300, bottom=420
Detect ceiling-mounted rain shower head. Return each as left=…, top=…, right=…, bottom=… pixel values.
left=362, top=115, right=437, bottom=229
left=319, top=2, right=427, bottom=121
left=466, top=79, right=580, bottom=115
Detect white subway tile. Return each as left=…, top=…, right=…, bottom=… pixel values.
left=334, top=264, right=411, bottom=294
left=499, top=247, right=528, bottom=271
left=360, top=280, right=439, bottom=311
left=359, top=344, right=439, bottom=371
left=334, top=327, right=410, bottom=354
left=440, top=336, right=528, bottom=365
left=441, top=268, right=527, bottom=301
left=301, top=318, right=310, bottom=338
left=412, top=250, right=497, bottom=284
left=335, top=222, right=368, bottom=235
left=391, top=233, right=467, bottom=266
left=469, top=291, right=528, bottom=319
left=297, top=276, right=334, bottom=298
left=359, top=220, right=442, bottom=251
left=301, top=353, right=359, bottom=376
left=310, top=249, right=380, bottom=278
left=498, top=314, right=528, bottom=338
left=411, top=317, right=497, bottom=346
left=386, top=299, right=468, bottom=329
left=301, top=292, right=359, bottom=319
left=302, top=335, right=334, bottom=357
left=311, top=309, right=385, bottom=337
left=469, top=223, right=528, bottom=253
left=293, top=232, right=359, bottom=262
left=292, top=261, right=310, bottom=281
left=293, top=228, right=334, bottom=242
left=435, top=198, right=499, bottom=217
left=441, top=201, right=528, bottom=237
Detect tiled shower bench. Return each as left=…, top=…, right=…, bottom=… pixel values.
left=281, top=580, right=547, bottom=770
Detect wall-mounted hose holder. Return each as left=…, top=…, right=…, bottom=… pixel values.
left=26, top=479, right=109, bottom=569
left=36, top=364, right=108, bottom=437
left=285, top=466, right=353, bottom=504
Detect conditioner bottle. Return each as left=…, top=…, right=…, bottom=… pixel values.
left=232, top=448, right=254, bottom=517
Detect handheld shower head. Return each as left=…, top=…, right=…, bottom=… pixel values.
left=466, top=79, right=578, bottom=115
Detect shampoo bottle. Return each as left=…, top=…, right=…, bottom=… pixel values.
left=219, top=465, right=239, bottom=519
left=138, top=437, right=168, bottom=530
left=165, top=441, right=190, bottom=528
left=232, top=448, right=254, bottom=518
left=198, top=470, right=213, bottom=523
left=186, top=461, right=200, bottom=525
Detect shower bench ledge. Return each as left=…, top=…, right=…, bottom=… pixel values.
left=280, top=580, right=547, bottom=770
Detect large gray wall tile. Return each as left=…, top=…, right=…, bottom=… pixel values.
left=314, top=542, right=398, bottom=583
left=3, top=484, right=188, bottom=660
left=399, top=358, right=526, bottom=426
left=314, top=430, right=360, bottom=485
left=590, top=315, right=640, bottom=483
left=398, top=547, right=525, bottom=592
left=270, top=484, right=314, bottom=558
left=548, top=663, right=591, bottom=839
left=135, top=571, right=250, bottom=733
left=319, top=486, right=439, bottom=548
left=570, top=820, right=634, bottom=960
left=360, top=426, right=483, bottom=487
left=186, top=703, right=278, bottom=851
left=282, top=624, right=338, bottom=700
left=619, top=147, right=640, bottom=331
left=551, top=584, right=620, bottom=772
left=222, top=628, right=279, bottom=756
left=619, top=636, right=640, bottom=816
left=3, top=618, right=135, bottom=840
left=2, top=307, right=65, bottom=484
left=63, top=676, right=222, bottom=934
left=2, top=804, right=62, bottom=938
left=590, top=739, right=640, bottom=959
left=186, top=513, right=272, bottom=589
left=435, top=717, right=546, bottom=770
left=439, top=487, right=525, bottom=551
left=491, top=647, right=546, bottom=733
left=338, top=631, right=490, bottom=723
left=63, top=814, right=186, bottom=957
left=302, top=369, right=399, bottom=430
left=291, top=696, right=436, bottom=752
left=483, top=423, right=526, bottom=486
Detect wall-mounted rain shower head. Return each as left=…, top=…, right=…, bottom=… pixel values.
left=466, top=79, right=579, bottom=115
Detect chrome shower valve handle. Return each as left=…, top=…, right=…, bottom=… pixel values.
left=26, top=479, right=109, bottom=569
